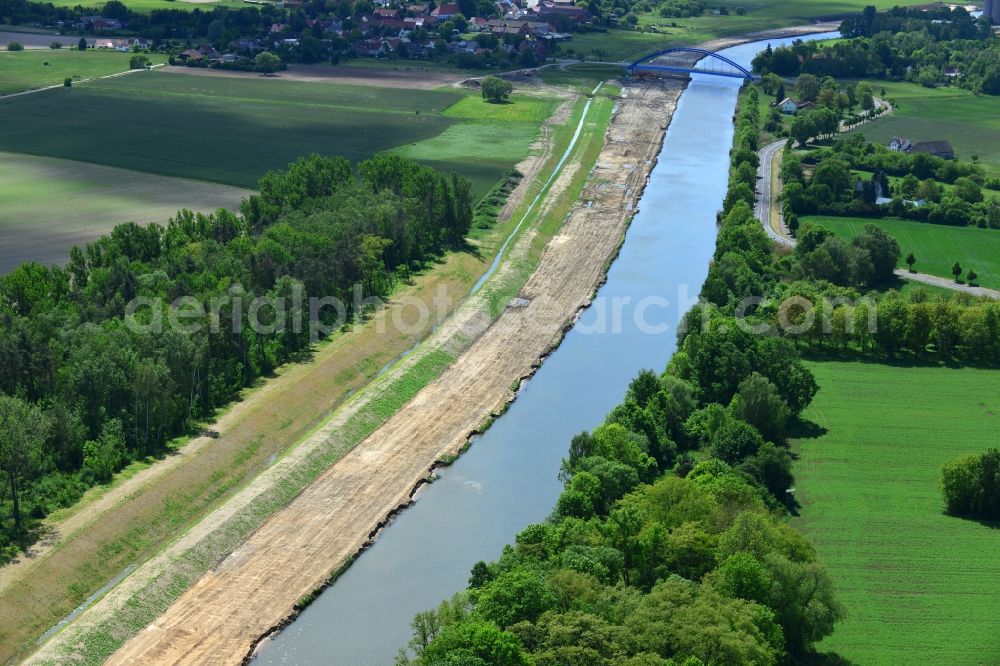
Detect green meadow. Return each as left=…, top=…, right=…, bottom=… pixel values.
left=0, top=70, right=544, bottom=197
left=805, top=214, right=1000, bottom=289
left=792, top=361, right=1000, bottom=665
left=0, top=49, right=166, bottom=95
left=858, top=80, right=1000, bottom=178
left=537, top=63, right=626, bottom=92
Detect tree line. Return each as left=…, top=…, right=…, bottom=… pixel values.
left=752, top=6, right=1000, bottom=95
left=0, top=154, right=473, bottom=561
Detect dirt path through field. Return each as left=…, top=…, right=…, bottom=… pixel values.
left=27, top=79, right=682, bottom=666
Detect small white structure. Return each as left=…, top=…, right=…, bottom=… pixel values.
left=777, top=97, right=798, bottom=114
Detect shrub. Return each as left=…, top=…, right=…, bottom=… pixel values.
left=7, top=42, right=24, bottom=51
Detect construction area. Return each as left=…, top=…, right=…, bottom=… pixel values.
left=26, top=78, right=684, bottom=665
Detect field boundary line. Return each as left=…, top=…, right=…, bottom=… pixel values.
left=0, top=62, right=165, bottom=100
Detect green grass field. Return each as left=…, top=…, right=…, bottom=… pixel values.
left=0, top=70, right=540, bottom=196
left=0, top=151, right=249, bottom=273
left=858, top=80, right=1000, bottom=179
left=805, top=215, right=1000, bottom=289
left=443, top=93, right=555, bottom=123
left=536, top=63, right=625, bottom=91
left=0, top=50, right=166, bottom=95
left=792, top=361, right=1000, bottom=665
left=45, top=0, right=244, bottom=11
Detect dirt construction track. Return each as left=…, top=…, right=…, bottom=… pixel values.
left=28, top=80, right=683, bottom=666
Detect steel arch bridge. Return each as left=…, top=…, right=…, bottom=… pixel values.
left=627, top=47, right=757, bottom=80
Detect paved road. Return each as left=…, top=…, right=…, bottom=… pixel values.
left=754, top=139, right=1000, bottom=300
left=756, top=138, right=794, bottom=247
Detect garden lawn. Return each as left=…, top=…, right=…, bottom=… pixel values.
left=805, top=214, right=1000, bottom=289
left=792, top=361, right=1000, bottom=665
left=858, top=80, right=1000, bottom=179
left=0, top=49, right=165, bottom=95
left=0, top=70, right=537, bottom=197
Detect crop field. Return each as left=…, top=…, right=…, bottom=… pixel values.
left=45, top=0, right=244, bottom=11
left=858, top=81, right=1000, bottom=178
left=0, top=50, right=166, bottom=95
left=0, top=151, right=249, bottom=273
left=0, top=71, right=540, bottom=197
left=805, top=215, right=1000, bottom=289
left=792, top=360, right=1000, bottom=665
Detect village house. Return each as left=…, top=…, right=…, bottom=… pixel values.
left=77, top=16, right=122, bottom=31
left=532, top=1, right=590, bottom=22
left=888, top=137, right=912, bottom=152
left=91, top=37, right=148, bottom=51
left=777, top=97, right=798, bottom=114
left=431, top=2, right=461, bottom=18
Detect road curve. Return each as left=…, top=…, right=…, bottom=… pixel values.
left=754, top=139, right=1000, bottom=300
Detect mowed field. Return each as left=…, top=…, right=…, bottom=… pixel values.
left=792, top=361, right=1000, bottom=665
left=0, top=50, right=166, bottom=95
left=806, top=215, right=1000, bottom=289
left=0, top=70, right=537, bottom=197
left=859, top=81, right=1000, bottom=178
left=0, top=151, right=249, bottom=273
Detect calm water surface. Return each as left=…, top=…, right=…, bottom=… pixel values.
left=255, top=32, right=838, bottom=665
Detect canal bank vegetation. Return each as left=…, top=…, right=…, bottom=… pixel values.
left=396, top=348, right=841, bottom=666
left=21, top=81, right=623, bottom=664
left=402, top=30, right=1000, bottom=658
left=396, top=84, right=847, bottom=666
left=0, top=154, right=474, bottom=564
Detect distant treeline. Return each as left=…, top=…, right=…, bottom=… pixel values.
left=752, top=6, right=1000, bottom=95
left=394, top=79, right=845, bottom=666
left=0, top=154, right=472, bottom=560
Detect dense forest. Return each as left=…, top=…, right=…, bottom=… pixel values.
left=394, top=82, right=844, bottom=666
left=0, top=154, right=473, bottom=560
left=752, top=7, right=1000, bottom=95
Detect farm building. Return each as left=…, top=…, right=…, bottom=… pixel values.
left=912, top=140, right=955, bottom=159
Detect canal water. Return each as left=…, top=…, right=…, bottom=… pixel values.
left=255, top=31, right=839, bottom=665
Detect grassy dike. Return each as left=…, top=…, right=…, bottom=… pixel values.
left=24, top=90, right=618, bottom=665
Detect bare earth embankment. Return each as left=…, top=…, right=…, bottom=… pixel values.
left=26, top=79, right=683, bottom=665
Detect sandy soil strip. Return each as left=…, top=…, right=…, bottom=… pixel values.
left=26, top=79, right=683, bottom=665
left=695, top=21, right=842, bottom=52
